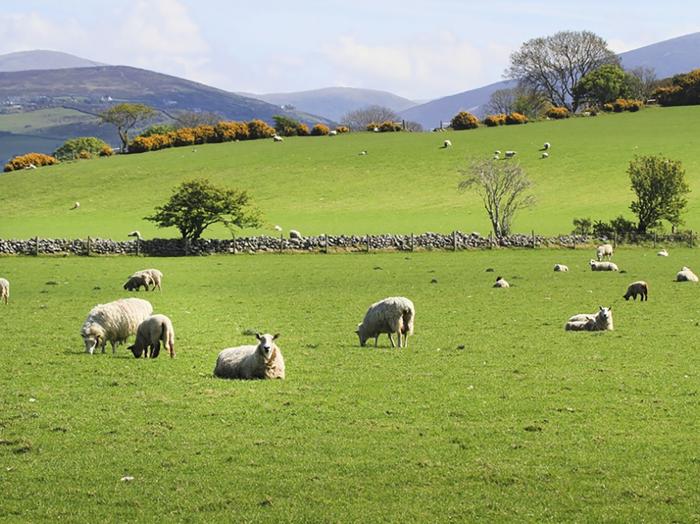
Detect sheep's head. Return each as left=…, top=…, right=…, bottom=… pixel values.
left=597, top=306, right=612, bottom=323
left=81, top=324, right=102, bottom=354
left=255, top=333, right=279, bottom=361
left=356, top=323, right=368, bottom=347
left=128, top=344, right=144, bottom=358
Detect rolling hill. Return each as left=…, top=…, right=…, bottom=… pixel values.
left=248, top=87, right=418, bottom=122
left=0, top=49, right=103, bottom=72
left=2, top=105, right=699, bottom=239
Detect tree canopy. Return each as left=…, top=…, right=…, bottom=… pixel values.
left=99, top=103, right=157, bottom=152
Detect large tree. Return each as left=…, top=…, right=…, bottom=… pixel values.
left=573, top=64, right=633, bottom=108
left=506, top=30, right=618, bottom=112
left=99, top=103, right=157, bottom=152
left=458, top=159, right=535, bottom=237
left=628, top=155, right=689, bottom=233
left=341, top=105, right=398, bottom=131
left=146, top=178, right=261, bottom=240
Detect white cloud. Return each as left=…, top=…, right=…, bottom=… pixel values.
left=0, top=12, right=89, bottom=54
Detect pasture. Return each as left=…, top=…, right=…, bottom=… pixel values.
left=2, top=106, right=700, bottom=239
left=1, top=248, right=698, bottom=521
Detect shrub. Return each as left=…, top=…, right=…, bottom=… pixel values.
left=78, top=150, right=92, bottom=159
left=572, top=217, right=592, bottom=235
left=483, top=114, right=506, bottom=127
left=450, top=111, right=479, bottom=130
left=611, top=98, right=644, bottom=112
left=273, top=115, right=302, bottom=136
left=311, top=123, right=330, bottom=136
left=247, top=119, right=275, bottom=139
left=173, top=128, right=196, bottom=146
left=602, top=103, right=614, bottom=112
left=215, top=121, right=249, bottom=142
left=626, top=99, right=643, bottom=112
left=296, top=123, right=310, bottom=136
left=379, top=121, right=402, bottom=132
left=366, top=122, right=380, bottom=131
left=335, top=126, right=349, bottom=134
left=546, top=106, right=570, bottom=119
left=505, top=112, right=528, bottom=125
left=653, top=69, right=700, bottom=106
left=99, top=145, right=114, bottom=157
left=54, top=137, right=111, bottom=161
left=129, top=136, right=151, bottom=153
left=4, top=153, right=59, bottom=172
left=139, top=124, right=176, bottom=137
left=592, top=216, right=637, bottom=238
left=193, top=125, right=216, bottom=144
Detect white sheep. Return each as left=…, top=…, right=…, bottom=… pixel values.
left=273, top=135, right=284, bottom=142
left=676, top=267, right=698, bottom=282
left=128, top=314, right=175, bottom=358
left=289, top=229, right=302, bottom=240
left=123, top=274, right=150, bottom=292
left=442, top=139, right=452, bottom=148
left=623, top=281, right=648, bottom=301
left=657, top=249, right=669, bottom=257
left=493, top=276, right=510, bottom=288
left=329, top=130, right=338, bottom=136
left=504, top=150, right=517, bottom=158
left=128, top=230, right=142, bottom=240
left=493, top=153, right=500, bottom=160
left=590, top=259, right=619, bottom=272
left=596, top=243, right=613, bottom=261
left=356, top=296, right=415, bottom=348
left=541, top=152, right=549, bottom=159
left=128, top=269, right=163, bottom=291
left=71, top=201, right=80, bottom=210
left=0, top=278, right=9, bottom=305
left=553, top=264, right=569, bottom=272
left=565, top=306, right=614, bottom=331
left=81, top=298, right=153, bottom=354
left=542, top=142, right=551, bottom=150
left=214, top=333, right=285, bottom=380
left=494, top=150, right=501, bottom=155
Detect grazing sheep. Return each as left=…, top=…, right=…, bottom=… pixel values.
left=676, top=266, right=698, bottom=282
left=329, top=130, right=338, bottom=136
left=81, top=298, right=153, bottom=354
left=442, top=139, right=452, bottom=148
left=289, top=229, right=302, bottom=240
left=554, top=264, right=569, bottom=272
left=273, top=135, right=284, bottom=142
left=504, top=150, right=517, bottom=158
left=542, top=142, right=551, bottom=150
left=0, top=278, right=9, bottom=305
left=596, top=243, right=613, bottom=261
left=590, top=259, right=619, bottom=272
left=128, top=269, right=163, bottom=291
left=541, top=152, right=549, bottom=159
left=123, top=274, right=150, bottom=292
left=493, top=153, right=500, bottom=160
left=493, top=276, right=510, bottom=288
left=129, top=314, right=175, bottom=358
left=657, top=249, right=669, bottom=257
left=214, top=333, right=285, bottom=380
left=128, top=230, right=142, bottom=240
left=274, top=225, right=283, bottom=232
left=71, top=201, right=80, bottom=210
left=565, top=306, right=614, bottom=331
left=494, top=150, right=501, bottom=156
left=373, top=127, right=379, bottom=133
left=356, top=296, right=415, bottom=348
left=359, top=150, right=368, bottom=156
left=623, top=281, right=648, bottom=301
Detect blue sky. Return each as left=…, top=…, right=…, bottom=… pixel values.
left=1, top=0, right=698, bottom=99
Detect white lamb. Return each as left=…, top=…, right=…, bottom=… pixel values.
left=0, top=278, right=9, bottom=305
left=565, top=306, right=614, bottom=331
left=541, top=152, right=549, bottom=159
left=128, top=269, right=163, bottom=291
left=289, top=229, right=302, bottom=240
left=442, top=139, right=452, bottom=148
left=493, top=276, right=510, bottom=288
left=329, top=130, right=338, bottom=136
left=553, top=264, right=569, bottom=272
left=596, top=243, right=613, bottom=261
left=128, top=314, right=175, bottom=358
left=214, top=333, right=285, bottom=380
left=81, top=298, right=153, bottom=354
left=356, top=296, right=415, bottom=348
left=676, top=266, right=698, bottom=282
left=273, top=135, right=284, bottom=142
left=657, top=249, right=669, bottom=257
left=590, top=259, right=619, bottom=272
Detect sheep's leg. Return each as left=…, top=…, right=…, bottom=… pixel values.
left=396, top=331, right=402, bottom=348
left=374, top=335, right=379, bottom=347
left=403, top=333, right=408, bottom=348
left=388, top=333, right=396, bottom=348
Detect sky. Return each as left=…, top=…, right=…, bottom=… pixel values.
left=0, top=0, right=699, bottom=100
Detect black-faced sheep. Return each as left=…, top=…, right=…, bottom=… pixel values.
left=356, top=296, right=415, bottom=348
left=554, top=264, right=569, bottom=272
left=0, top=278, right=9, bottom=305
left=129, top=314, right=175, bottom=358
left=213, top=333, right=285, bottom=379
left=123, top=274, right=150, bottom=292
left=289, top=229, right=302, bottom=240
left=596, top=243, right=613, bottom=261
left=676, top=267, right=698, bottom=282
left=590, top=260, right=619, bottom=272
left=623, top=281, right=648, bottom=301
left=442, top=139, right=452, bottom=148
left=565, top=306, right=613, bottom=331
left=81, top=298, right=153, bottom=354
left=493, top=276, right=510, bottom=288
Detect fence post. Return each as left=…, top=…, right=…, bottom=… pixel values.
left=531, top=229, right=536, bottom=248
left=232, top=233, right=237, bottom=255
left=86, top=236, right=91, bottom=256
left=488, top=232, right=493, bottom=249
left=279, top=233, right=284, bottom=254
left=613, top=232, right=617, bottom=248
left=366, top=234, right=370, bottom=253
left=324, top=234, right=328, bottom=254
left=184, top=238, right=189, bottom=256
left=453, top=230, right=458, bottom=251
left=411, top=233, right=414, bottom=252
left=136, top=237, right=140, bottom=257
left=35, top=236, right=39, bottom=256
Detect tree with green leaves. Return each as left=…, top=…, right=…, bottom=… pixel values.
left=146, top=178, right=262, bottom=240
left=99, top=103, right=157, bottom=152
left=459, top=159, right=535, bottom=237
left=573, top=64, right=634, bottom=108
left=273, top=115, right=301, bottom=136
left=628, top=155, right=689, bottom=233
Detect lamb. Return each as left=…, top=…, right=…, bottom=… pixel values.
left=289, top=229, right=302, bottom=240
left=128, top=230, right=142, bottom=240
left=565, top=306, right=614, bottom=331
left=123, top=274, right=150, bottom=292
left=273, top=135, right=284, bottom=142
left=657, top=249, right=669, bottom=257
left=590, top=259, right=618, bottom=271
left=553, top=264, right=569, bottom=272
left=493, top=276, right=510, bottom=288
left=504, top=150, right=517, bottom=158
left=329, top=130, right=338, bottom=136
left=596, top=243, right=613, bottom=261
left=676, top=266, right=698, bottom=282
left=541, top=152, right=549, bottom=159
left=0, top=278, right=9, bottom=305
left=542, top=142, right=551, bottom=150
left=127, top=269, right=163, bottom=291
left=214, top=333, right=285, bottom=380
left=71, top=201, right=80, bottom=210
left=80, top=298, right=153, bottom=354
left=623, top=281, right=648, bottom=301
left=128, top=314, right=175, bottom=358
left=356, top=296, right=415, bottom=348
left=442, top=139, right=452, bottom=148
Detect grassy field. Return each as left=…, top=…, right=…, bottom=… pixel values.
left=1, top=248, right=698, bottom=521
left=2, top=106, right=700, bottom=239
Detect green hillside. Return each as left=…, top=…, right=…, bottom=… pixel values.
left=2, top=106, right=700, bottom=239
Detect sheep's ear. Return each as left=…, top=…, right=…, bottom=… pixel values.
left=608, top=306, right=612, bottom=311
left=354, top=329, right=359, bottom=334
left=599, top=305, right=604, bottom=310
left=255, top=333, right=262, bottom=341
left=272, top=333, right=280, bottom=340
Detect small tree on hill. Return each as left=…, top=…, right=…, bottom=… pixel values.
left=273, top=115, right=301, bottom=136
left=628, top=155, right=689, bottom=233
left=99, top=103, right=157, bottom=152
left=146, top=178, right=261, bottom=241
left=459, top=159, right=535, bottom=237
left=341, top=105, right=399, bottom=131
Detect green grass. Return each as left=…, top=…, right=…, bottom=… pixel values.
left=2, top=106, right=700, bottom=239
left=0, top=108, right=99, bottom=135
left=1, top=248, right=699, bottom=521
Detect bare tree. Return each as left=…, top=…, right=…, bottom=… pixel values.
left=506, top=31, right=618, bottom=112
left=486, top=88, right=518, bottom=114
left=458, top=159, right=535, bottom=237
left=404, top=120, right=423, bottom=132
left=341, top=105, right=399, bottom=131
left=174, top=111, right=222, bottom=128
left=627, top=67, right=658, bottom=100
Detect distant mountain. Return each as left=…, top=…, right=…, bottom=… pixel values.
left=0, top=50, right=104, bottom=72
left=249, top=87, right=417, bottom=122
left=398, top=80, right=516, bottom=130
left=619, top=32, right=700, bottom=78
